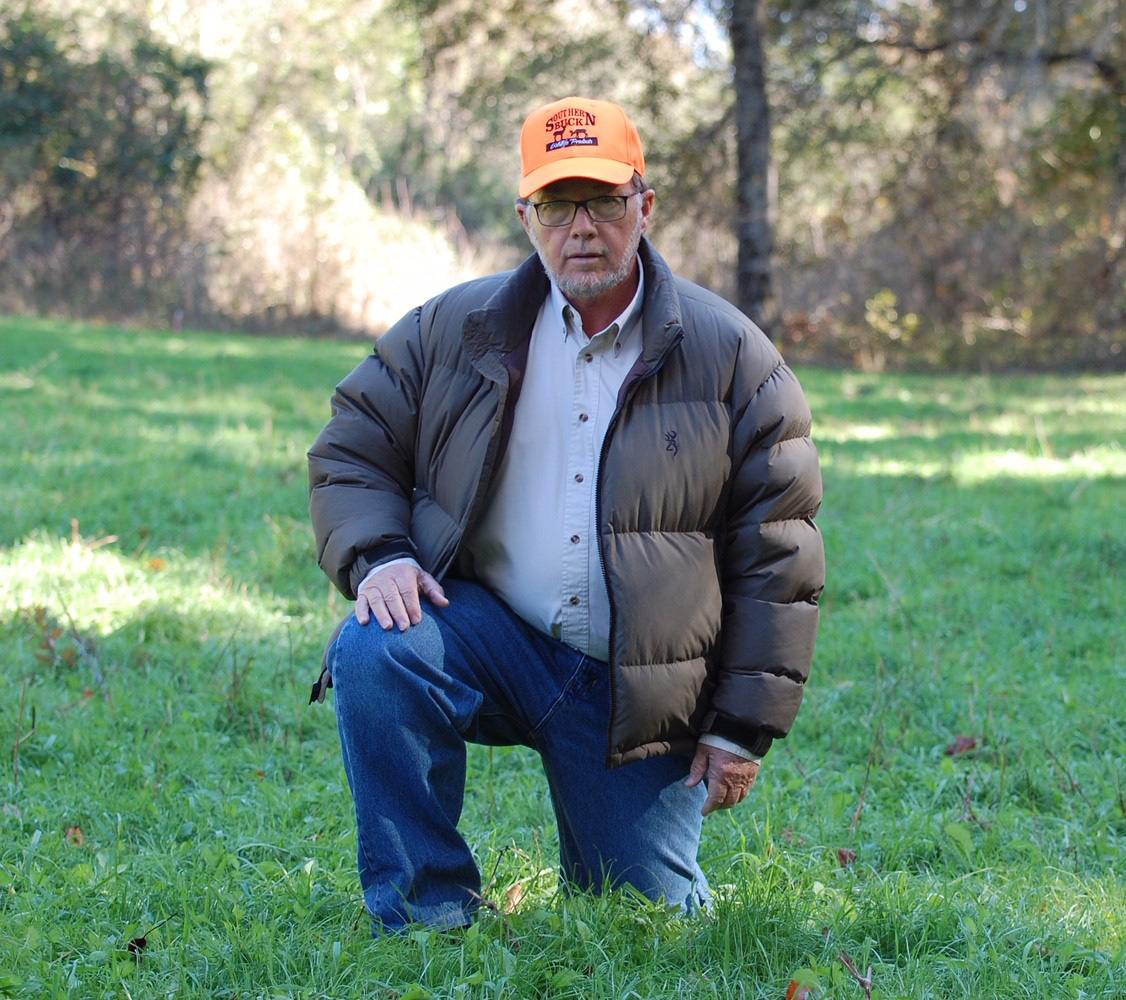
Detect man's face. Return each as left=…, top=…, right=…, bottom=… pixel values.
left=517, top=178, right=654, bottom=303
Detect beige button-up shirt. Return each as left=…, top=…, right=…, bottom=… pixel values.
left=464, top=270, right=645, bottom=660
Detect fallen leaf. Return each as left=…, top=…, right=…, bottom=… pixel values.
left=504, top=882, right=525, bottom=913
left=785, top=981, right=813, bottom=1000
left=837, top=847, right=857, bottom=867
left=146, top=557, right=168, bottom=571
left=126, top=936, right=147, bottom=961
left=945, top=735, right=977, bottom=756
left=65, top=825, right=85, bottom=847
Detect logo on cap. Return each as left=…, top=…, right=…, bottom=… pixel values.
left=545, top=109, right=599, bottom=152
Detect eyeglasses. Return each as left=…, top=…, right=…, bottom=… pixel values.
left=527, top=192, right=639, bottom=227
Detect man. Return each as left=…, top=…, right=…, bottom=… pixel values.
left=308, top=96, right=824, bottom=933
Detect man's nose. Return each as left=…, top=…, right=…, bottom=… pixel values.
left=568, top=203, right=599, bottom=236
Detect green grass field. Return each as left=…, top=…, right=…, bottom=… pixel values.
left=1, top=315, right=1124, bottom=999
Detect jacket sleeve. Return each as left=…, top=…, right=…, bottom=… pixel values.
left=308, top=306, right=427, bottom=598
left=704, top=354, right=825, bottom=756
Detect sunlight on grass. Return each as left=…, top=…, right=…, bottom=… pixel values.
left=0, top=533, right=280, bottom=639
left=957, top=445, right=1126, bottom=482
left=816, top=422, right=901, bottom=443
left=839, top=443, right=1126, bottom=482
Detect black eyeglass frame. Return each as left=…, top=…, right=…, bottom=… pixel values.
left=525, top=191, right=641, bottom=227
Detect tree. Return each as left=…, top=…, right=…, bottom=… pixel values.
left=729, top=0, right=774, bottom=334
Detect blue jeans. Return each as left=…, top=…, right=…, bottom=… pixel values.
left=328, top=578, right=710, bottom=932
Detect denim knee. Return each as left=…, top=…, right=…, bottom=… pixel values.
left=332, top=616, right=423, bottom=682
left=331, top=614, right=452, bottom=697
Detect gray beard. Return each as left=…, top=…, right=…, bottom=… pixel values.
left=530, top=211, right=644, bottom=302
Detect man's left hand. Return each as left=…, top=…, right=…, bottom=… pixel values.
left=685, top=744, right=761, bottom=816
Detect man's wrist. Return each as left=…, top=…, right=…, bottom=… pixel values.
left=698, top=732, right=762, bottom=763
left=358, top=557, right=421, bottom=592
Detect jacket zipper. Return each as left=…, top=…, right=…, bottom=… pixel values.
left=596, top=329, right=684, bottom=764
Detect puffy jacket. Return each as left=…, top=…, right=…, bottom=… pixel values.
left=308, top=238, right=824, bottom=766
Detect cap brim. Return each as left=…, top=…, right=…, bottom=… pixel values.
left=518, top=158, right=636, bottom=199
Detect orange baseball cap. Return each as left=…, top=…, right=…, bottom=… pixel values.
left=518, top=96, right=646, bottom=198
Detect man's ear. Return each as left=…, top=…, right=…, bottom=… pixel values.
left=515, top=199, right=531, bottom=229
left=639, top=189, right=655, bottom=235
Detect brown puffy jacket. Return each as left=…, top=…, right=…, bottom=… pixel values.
left=308, top=238, right=824, bottom=766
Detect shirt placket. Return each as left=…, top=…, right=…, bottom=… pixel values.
left=559, top=322, right=614, bottom=654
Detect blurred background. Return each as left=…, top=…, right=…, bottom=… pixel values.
left=1, top=0, right=1123, bottom=370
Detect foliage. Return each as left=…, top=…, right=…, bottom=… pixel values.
left=767, top=0, right=1126, bottom=369
left=3, top=0, right=1126, bottom=367
left=0, top=5, right=209, bottom=320
left=1, top=316, right=1125, bottom=996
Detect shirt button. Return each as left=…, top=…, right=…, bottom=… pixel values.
left=569, top=596, right=580, bottom=606
left=574, top=473, right=584, bottom=483
left=583, top=354, right=593, bottom=363
left=579, top=413, right=589, bottom=422
left=570, top=534, right=580, bottom=544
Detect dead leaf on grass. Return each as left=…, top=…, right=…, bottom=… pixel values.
left=785, top=981, right=813, bottom=1000
left=65, top=825, right=85, bottom=847
left=837, top=847, right=857, bottom=867
left=504, top=882, right=525, bottom=913
left=945, top=735, right=977, bottom=756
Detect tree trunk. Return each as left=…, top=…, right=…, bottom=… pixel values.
left=729, top=0, right=775, bottom=337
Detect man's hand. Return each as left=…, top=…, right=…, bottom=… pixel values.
left=356, top=563, right=449, bottom=630
left=685, top=743, right=761, bottom=816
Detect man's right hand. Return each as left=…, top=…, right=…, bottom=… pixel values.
left=355, top=563, right=449, bottom=630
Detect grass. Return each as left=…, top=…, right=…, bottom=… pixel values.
left=1, top=315, right=1124, bottom=999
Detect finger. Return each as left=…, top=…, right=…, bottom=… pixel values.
left=710, top=782, right=744, bottom=815
left=418, top=572, right=450, bottom=607
left=355, top=592, right=371, bottom=626
left=398, top=579, right=424, bottom=626
left=684, top=747, right=709, bottom=789
left=700, top=782, right=726, bottom=817
left=369, top=592, right=395, bottom=630
left=381, top=586, right=412, bottom=631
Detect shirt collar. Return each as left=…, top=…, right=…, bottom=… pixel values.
left=547, top=254, right=645, bottom=353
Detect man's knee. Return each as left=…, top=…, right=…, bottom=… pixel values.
left=330, top=615, right=439, bottom=692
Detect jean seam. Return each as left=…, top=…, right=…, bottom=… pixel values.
left=529, top=654, right=590, bottom=738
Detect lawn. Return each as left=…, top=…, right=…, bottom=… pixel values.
left=1, top=316, right=1124, bottom=999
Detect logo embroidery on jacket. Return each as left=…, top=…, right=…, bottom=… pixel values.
left=664, top=430, right=679, bottom=457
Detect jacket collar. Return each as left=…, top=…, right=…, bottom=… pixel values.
left=636, top=237, right=684, bottom=365
left=463, top=252, right=549, bottom=369
left=463, top=237, right=684, bottom=368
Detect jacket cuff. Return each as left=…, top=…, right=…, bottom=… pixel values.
left=704, top=713, right=776, bottom=757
